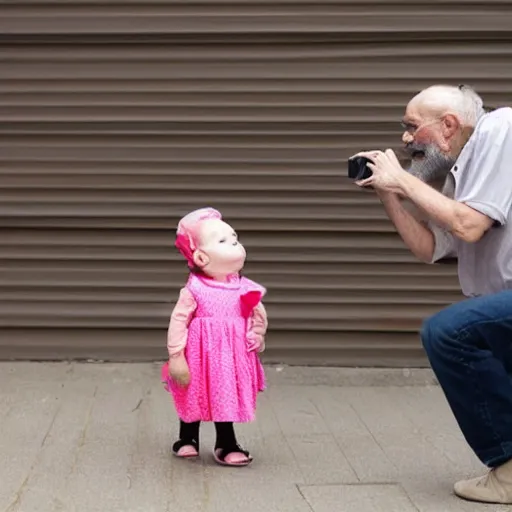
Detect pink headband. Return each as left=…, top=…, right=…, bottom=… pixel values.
left=175, top=207, right=222, bottom=268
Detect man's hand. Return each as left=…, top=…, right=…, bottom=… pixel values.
left=352, top=149, right=408, bottom=193
left=168, top=353, right=191, bottom=387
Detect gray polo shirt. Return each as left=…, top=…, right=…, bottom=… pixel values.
left=429, top=106, right=512, bottom=297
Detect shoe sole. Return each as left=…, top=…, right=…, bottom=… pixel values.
left=454, top=490, right=510, bottom=505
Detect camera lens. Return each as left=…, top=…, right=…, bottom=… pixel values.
left=348, top=156, right=373, bottom=181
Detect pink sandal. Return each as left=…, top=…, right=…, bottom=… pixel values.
left=213, top=446, right=253, bottom=467
left=172, top=440, right=199, bottom=459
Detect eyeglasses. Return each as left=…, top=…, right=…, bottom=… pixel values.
left=400, top=118, right=440, bottom=135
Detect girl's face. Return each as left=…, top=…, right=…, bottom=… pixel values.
left=192, top=218, right=246, bottom=277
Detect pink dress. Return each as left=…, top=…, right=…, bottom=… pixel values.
left=161, top=273, right=267, bottom=423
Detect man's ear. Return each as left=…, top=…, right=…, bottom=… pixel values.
left=193, top=249, right=209, bottom=268
left=441, top=113, right=460, bottom=139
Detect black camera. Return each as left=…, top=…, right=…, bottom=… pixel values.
left=348, top=156, right=373, bottom=181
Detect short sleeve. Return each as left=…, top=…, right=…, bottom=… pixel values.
left=240, top=277, right=267, bottom=298
left=239, top=277, right=267, bottom=318
left=428, top=221, right=457, bottom=263
left=456, top=111, right=512, bottom=226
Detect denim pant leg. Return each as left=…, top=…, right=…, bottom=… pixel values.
left=421, top=289, right=512, bottom=468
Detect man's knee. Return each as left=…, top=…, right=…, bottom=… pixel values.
left=421, top=313, right=440, bottom=357
left=420, top=307, right=458, bottom=359
left=422, top=292, right=512, bottom=358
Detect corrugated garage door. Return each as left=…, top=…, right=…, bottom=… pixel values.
left=1, top=1, right=511, bottom=365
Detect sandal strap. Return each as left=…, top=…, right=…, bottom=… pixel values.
left=215, top=444, right=251, bottom=461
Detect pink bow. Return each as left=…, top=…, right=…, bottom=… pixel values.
left=175, top=233, right=195, bottom=269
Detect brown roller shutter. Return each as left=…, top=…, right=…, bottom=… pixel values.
left=1, top=1, right=511, bottom=365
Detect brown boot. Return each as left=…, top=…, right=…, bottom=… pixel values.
left=454, top=459, right=512, bottom=504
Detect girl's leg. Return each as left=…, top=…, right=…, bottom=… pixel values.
left=173, top=420, right=200, bottom=458
left=213, top=422, right=253, bottom=466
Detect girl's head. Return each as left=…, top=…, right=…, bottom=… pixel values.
left=175, top=207, right=246, bottom=278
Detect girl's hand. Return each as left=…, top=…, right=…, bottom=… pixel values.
left=168, top=353, right=191, bottom=387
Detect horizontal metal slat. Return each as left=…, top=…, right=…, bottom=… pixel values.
left=0, top=122, right=409, bottom=135
left=0, top=269, right=460, bottom=291
left=0, top=228, right=405, bottom=248
left=0, top=106, right=407, bottom=121
left=0, top=244, right=419, bottom=262
left=0, top=93, right=509, bottom=109
left=0, top=161, right=366, bottom=176
left=0, top=77, right=510, bottom=94
left=0, top=145, right=384, bottom=161
left=2, top=42, right=512, bottom=62
left=0, top=287, right=462, bottom=304
left=0, top=0, right=508, bottom=5
left=0, top=0, right=508, bottom=17
left=0, top=260, right=458, bottom=277
left=0, top=218, right=399, bottom=233
left=4, top=60, right=512, bottom=80
left=2, top=13, right=512, bottom=35
left=0, top=208, right=386, bottom=221
left=0, top=173, right=361, bottom=190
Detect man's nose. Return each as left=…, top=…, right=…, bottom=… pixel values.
left=402, top=131, right=414, bottom=144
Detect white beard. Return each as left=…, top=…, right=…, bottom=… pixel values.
left=401, top=145, right=457, bottom=223
left=407, top=143, right=456, bottom=185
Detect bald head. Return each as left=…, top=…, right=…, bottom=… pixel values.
left=410, top=84, right=485, bottom=128
left=402, top=84, right=486, bottom=185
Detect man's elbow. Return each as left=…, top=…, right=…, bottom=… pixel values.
left=411, top=229, right=436, bottom=263
left=455, top=228, right=484, bottom=243
left=453, top=207, right=495, bottom=243
left=415, top=251, right=435, bottom=264
left=453, top=219, right=491, bottom=243
left=410, top=245, right=436, bottom=264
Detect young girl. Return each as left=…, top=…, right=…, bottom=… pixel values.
left=161, top=207, right=268, bottom=467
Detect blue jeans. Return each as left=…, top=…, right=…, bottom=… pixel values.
left=421, top=289, right=512, bottom=468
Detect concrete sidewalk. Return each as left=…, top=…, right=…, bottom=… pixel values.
left=0, top=362, right=506, bottom=512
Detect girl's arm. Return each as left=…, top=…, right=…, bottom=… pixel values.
left=247, top=302, right=268, bottom=353
left=167, top=288, right=197, bottom=386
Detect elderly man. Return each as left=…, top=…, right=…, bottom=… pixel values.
left=355, top=84, right=512, bottom=504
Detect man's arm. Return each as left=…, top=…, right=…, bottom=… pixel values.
left=397, top=173, right=493, bottom=243
left=378, top=191, right=436, bottom=263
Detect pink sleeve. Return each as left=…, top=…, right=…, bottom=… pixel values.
left=167, top=287, right=197, bottom=357
left=247, top=302, right=268, bottom=353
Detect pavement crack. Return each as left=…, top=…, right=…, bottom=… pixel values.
left=41, top=405, right=61, bottom=448
left=3, top=473, right=30, bottom=512
left=397, top=483, right=421, bottom=512
left=295, top=484, right=315, bottom=512
left=131, top=398, right=143, bottom=412
left=70, top=385, right=97, bottom=474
